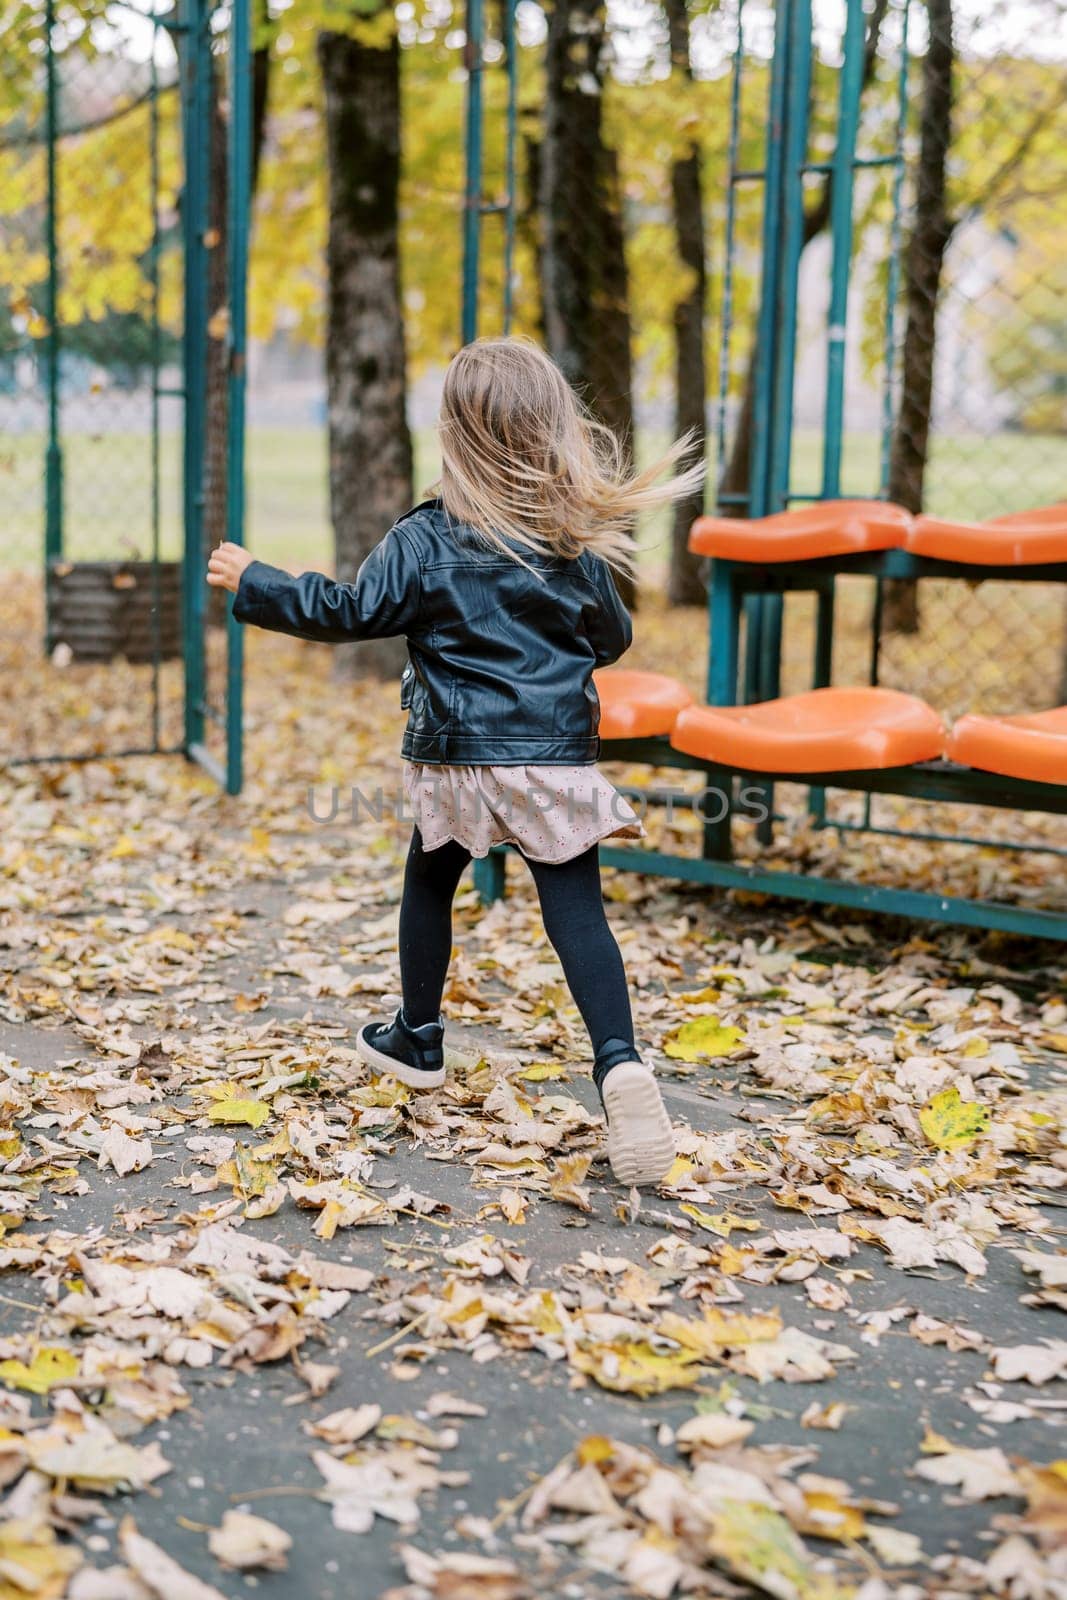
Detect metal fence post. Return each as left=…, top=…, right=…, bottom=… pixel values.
left=747, top=0, right=792, bottom=525
left=768, top=0, right=813, bottom=516
left=821, top=0, right=865, bottom=500
left=225, top=0, right=251, bottom=796
left=502, top=0, right=518, bottom=333
left=43, top=0, right=63, bottom=649
left=461, top=0, right=484, bottom=345
left=810, top=0, right=864, bottom=826
left=181, top=0, right=210, bottom=757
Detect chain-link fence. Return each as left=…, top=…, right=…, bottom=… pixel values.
left=0, top=1, right=247, bottom=781
left=822, top=0, right=1067, bottom=719
left=1, top=2, right=186, bottom=761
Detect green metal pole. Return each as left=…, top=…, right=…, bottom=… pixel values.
left=225, top=0, right=251, bottom=796
left=809, top=0, right=863, bottom=828
left=758, top=0, right=813, bottom=842
left=739, top=0, right=792, bottom=757
left=821, top=0, right=864, bottom=499
left=767, top=0, right=812, bottom=515
left=149, top=25, right=162, bottom=751
left=181, top=0, right=210, bottom=755
left=464, top=0, right=492, bottom=899
left=747, top=0, right=791, bottom=522
left=461, top=0, right=484, bottom=345
left=880, top=0, right=911, bottom=496
left=871, top=0, right=911, bottom=837
left=502, top=0, right=518, bottom=334
left=43, top=0, right=63, bottom=636
left=714, top=0, right=746, bottom=514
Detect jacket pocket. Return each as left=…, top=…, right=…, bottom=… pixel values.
left=399, top=662, right=415, bottom=710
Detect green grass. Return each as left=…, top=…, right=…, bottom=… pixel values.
left=5, top=423, right=1065, bottom=574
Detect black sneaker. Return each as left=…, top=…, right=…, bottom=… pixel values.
left=355, top=1010, right=446, bottom=1089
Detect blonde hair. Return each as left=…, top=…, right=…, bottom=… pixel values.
left=437, top=336, right=704, bottom=576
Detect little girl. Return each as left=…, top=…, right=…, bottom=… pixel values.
left=208, top=336, right=702, bottom=1185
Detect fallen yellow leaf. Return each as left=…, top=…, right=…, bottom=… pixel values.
left=679, top=1204, right=761, bottom=1237
left=0, top=1517, right=82, bottom=1596
left=208, top=1098, right=271, bottom=1129
left=663, top=1016, right=745, bottom=1063
left=576, top=1435, right=615, bottom=1465
left=0, top=1346, right=80, bottom=1395
left=571, top=1339, right=705, bottom=1396
left=919, top=1087, right=991, bottom=1151
left=707, top=1500, right=849, bottom=1599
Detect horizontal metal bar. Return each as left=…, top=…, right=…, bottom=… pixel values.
left=803, top=155, right=900, bottom=174
left=612, top=783, right=1055, bottom=857
left=597, top=846, right=1067, bottom=941
left=187, top=741, right=227, bottom=787
left=155, top=386, right=187, bottom=398
left=6, top=743, right=182, bottom=768
left=828, top=817, right=1067, bottom=856
left=602, top=737, right=708, bottom=771
left=601, top=738, right=1067, bottom=816
left=731, top=155, right=901, bottom=184
left=718, top=551, right=1067, bottom=583
left=616, top=783, right=698, bottom=807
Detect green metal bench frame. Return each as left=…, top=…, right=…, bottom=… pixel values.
left=472, top=733, right=1067, bottom=939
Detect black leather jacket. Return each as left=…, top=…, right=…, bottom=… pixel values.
left=232, top=498, right=632, bottom=765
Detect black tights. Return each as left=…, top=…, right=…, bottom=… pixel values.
left=397, top=830, right=639, bottom=1089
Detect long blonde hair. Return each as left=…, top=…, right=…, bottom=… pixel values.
left=437, top=336, right=704, bottom=576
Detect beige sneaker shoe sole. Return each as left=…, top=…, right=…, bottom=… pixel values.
left=602, top=1061, right=675, bottom=1186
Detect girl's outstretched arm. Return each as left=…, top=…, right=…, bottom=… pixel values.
left=207, top=543, right=255, bottom=592
left=206, top=527, right=421, bottom=643
left=583, top=558, right=633, bottom=667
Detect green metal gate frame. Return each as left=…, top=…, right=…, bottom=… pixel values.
left=28, top=0, right=250, bottom=794
left=461, top=0, right=519, bottom=345
left=179, top=0, right=251, bottom=796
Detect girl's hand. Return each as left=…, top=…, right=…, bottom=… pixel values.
left=207, top=542, right=253, bottom=593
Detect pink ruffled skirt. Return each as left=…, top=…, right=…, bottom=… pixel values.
left=402, top=763, right=645, bottom=864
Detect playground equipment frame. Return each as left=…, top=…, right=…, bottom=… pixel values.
left=468, top=0, right=1067, bottom=939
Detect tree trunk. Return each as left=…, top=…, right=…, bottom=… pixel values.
left=519, top=129, right=546, bottom=342
left=251, top=0, right=273, bottom=195
left=720, top=0, right=890, bottom=513
left=318, top=20, right=413, bottom=680
left=205, top=14, right=272, bottom=622
left=665, top=0, right=707, bottom=608
left=884, top=0, right=955, bottom=633
left=540, top=0, right=637, bottom=605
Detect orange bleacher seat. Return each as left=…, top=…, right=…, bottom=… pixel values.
left=991, top=501, right=1067, bottom=526
left=945, top=706, right=1067, bottom=786
left=907, top=505, right=1067, bottom=565
left=688, top=500, right=911, bottom=562
left=670, top=687, right=946, bottom=773
left=594, top=669, right=694, bottom=740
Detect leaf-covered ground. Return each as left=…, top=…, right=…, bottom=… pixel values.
left=0, top=617, right=1065, bottom=1600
